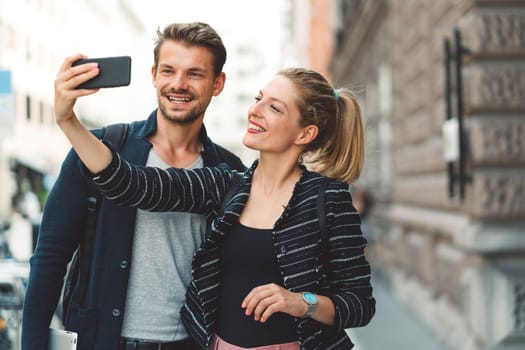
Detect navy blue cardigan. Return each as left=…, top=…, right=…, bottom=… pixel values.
left=21, top=110, right=245, bottom=350
left=92, top=154, right=376, bottom=349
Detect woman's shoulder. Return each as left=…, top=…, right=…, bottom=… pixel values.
left=296, top=172, right=352, bottom=208
left=301, top=169, right=350, bottom=191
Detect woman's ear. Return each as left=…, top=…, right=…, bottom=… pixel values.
left=296, top=125, right=319, bottom=145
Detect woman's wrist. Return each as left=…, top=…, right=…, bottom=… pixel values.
left=297, top=292, right=309, bottom=317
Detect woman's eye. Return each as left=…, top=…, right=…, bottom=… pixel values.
left=254, top=96, right=261, bottom=102
left=271, top=105, right=281, bottom=113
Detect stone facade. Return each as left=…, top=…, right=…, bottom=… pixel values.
left=331, top=0, right=525, bottom=349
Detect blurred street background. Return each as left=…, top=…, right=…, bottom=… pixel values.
left=1, top=0, right=525, bottom=349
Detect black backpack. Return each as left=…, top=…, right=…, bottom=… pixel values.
left=61, top=123, right=129, bottom=323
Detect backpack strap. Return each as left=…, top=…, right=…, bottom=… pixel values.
left=101, top=122, right=129, bottom=151
left=66, top=123, right=129, bottom=317
left=317, top=178, right=328, bottom=267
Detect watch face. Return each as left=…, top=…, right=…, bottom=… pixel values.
left=303, top=292, right=317, bottom=304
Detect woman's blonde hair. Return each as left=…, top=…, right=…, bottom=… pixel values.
left=278, top=68, right=364, bottom=183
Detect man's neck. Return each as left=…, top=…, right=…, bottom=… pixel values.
left=149, top=115, right=204, bottom=168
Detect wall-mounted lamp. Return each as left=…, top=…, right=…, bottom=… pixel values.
left=443, top=28, right=472, bottom=201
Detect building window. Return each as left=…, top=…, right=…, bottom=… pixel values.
left=39, top=101, right=45, bottom=124
left=26, top=95, right=31, bottom=121
left=333, top=0, right=345, bottom=53
left=26, top=36, right=32, bottom=62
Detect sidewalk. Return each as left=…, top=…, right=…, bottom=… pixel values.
left=346, top=271, right=453, bottom=350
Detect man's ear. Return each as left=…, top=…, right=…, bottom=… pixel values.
left=212, top=72, right=226, bottom=96
left=151, top=65, right=157, bottom=87
left=296, top=125, right=319, bottom=145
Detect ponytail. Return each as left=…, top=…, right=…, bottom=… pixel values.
left=304, top=89, right=364, bottom=183
left=278, top=68, right=365, bottom=183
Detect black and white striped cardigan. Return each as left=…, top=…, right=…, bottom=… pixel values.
left=93, top=152, right=376, bottom=350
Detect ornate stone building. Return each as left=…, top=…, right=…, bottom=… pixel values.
left=331, top=0, right=525, bottom=349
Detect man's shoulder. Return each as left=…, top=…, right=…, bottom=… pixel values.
left=127, top=118, right=148, bottom=131
left=104, top=112, right=154, bottom=138
left=212, top=142, right=237, bottom=158
left=207, top=141, right=245, bottom=171
left=101, top=118, right=150, bottom=148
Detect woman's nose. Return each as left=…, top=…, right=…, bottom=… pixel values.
left=249, top=101, right=264, bottom=117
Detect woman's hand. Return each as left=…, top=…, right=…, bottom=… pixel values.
left=241, top=283, right=306, bottom=323
left=242, top=283, right=336, bottom=325
left=54, top=54, right=100, bottom=125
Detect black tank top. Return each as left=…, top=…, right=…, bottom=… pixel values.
left=217, top=223, right=298, bottom=347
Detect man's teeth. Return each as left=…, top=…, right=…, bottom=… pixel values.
left=168, top=96, right=191, bottom=102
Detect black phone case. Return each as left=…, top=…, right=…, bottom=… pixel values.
left=73, top=56, right=131, bottom=89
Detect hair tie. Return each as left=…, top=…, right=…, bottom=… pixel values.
left=333, top=88, right=339, bottom=103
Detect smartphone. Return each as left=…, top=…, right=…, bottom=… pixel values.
left=72, top=56, right=131, bottom=89
left=48, top=328, right=77, bottom=350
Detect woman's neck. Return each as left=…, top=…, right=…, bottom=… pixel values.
left=253, top=154, right=303, bottom=194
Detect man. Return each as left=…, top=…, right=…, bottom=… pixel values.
left=22, top=22, right=245, bottom=350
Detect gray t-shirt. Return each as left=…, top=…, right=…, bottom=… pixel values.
left=121, top=149, right=205, bottom=341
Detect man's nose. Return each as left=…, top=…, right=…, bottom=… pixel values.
left=170, top=73, right=188, bottom=90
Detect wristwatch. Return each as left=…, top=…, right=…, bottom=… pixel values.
left=300, top=292, right=318, bottom=318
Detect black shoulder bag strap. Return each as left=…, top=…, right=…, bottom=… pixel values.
left=64, top=123, right=129, bottom=321
left=218, top=172, right=243, bottom=216
left=317, top=178, right=328, bottom=268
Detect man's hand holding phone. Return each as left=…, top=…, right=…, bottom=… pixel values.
left=54, top=54, right=98, bottom=126
left=54, top=54, right=131, bottom=126
left=72, top=56, right=131, bottom=89
left=53, top=54, right=116, bottom=176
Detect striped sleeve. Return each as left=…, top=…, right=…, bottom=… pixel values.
left=325, top=183, right=376, bottom=330
left=92, top=149, right=232, bottom=215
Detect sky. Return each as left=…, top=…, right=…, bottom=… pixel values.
left=129, top=0, right=283, bottom=49
left=129, top=0, right=284, bottom=74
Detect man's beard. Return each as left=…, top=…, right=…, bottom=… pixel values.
left=158, top=103, right=202, bottom=126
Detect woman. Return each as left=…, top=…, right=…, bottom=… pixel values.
left=56, top=66, right=375, bottom=349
